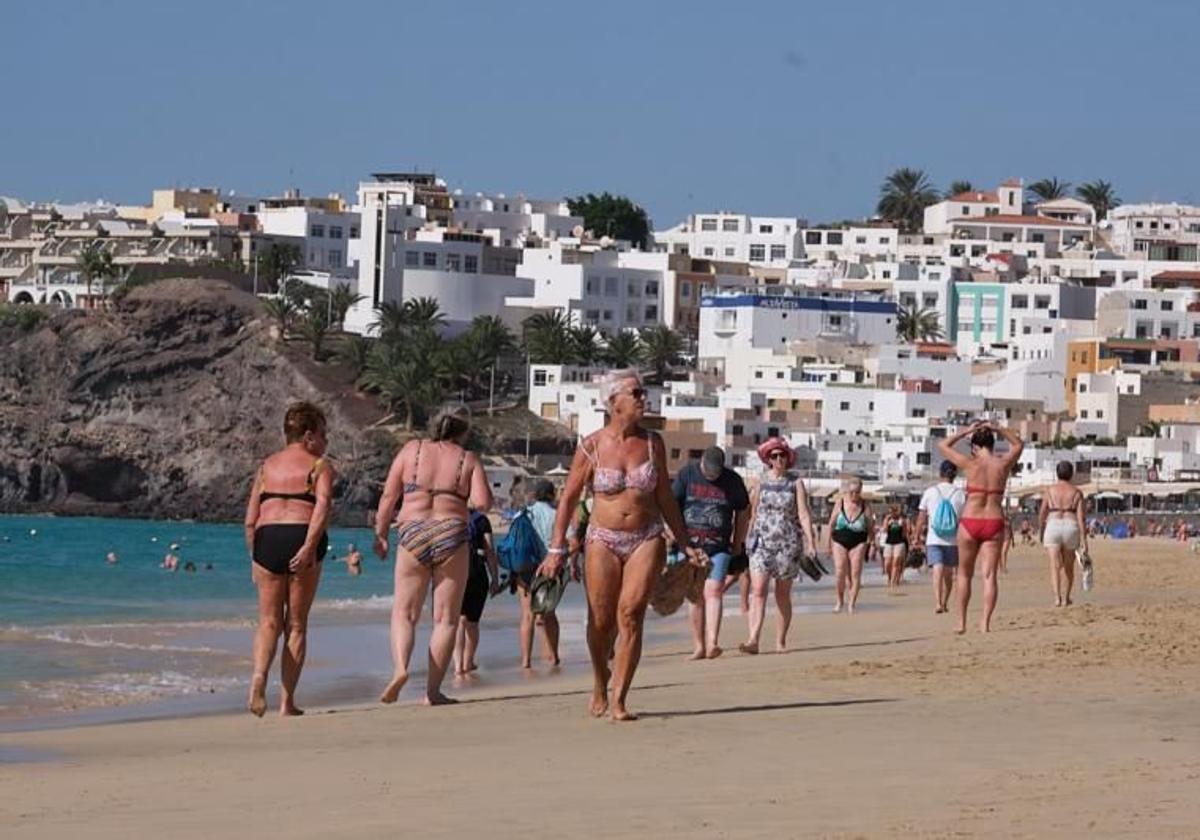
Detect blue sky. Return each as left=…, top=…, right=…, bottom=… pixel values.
left=5, top=0, right=1199, bottom=226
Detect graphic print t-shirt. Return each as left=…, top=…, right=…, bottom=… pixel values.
left=672, top=463, right=750, bottom=555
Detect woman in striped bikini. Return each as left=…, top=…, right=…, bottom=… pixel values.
left=936, top=421, right=1024, bottom=634
left=374, top=404, right=494, bottom=706
left=537, top=368, right=706, bottom=721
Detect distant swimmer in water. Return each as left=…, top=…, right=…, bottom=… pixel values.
left=204, top=562, right=214, bottom=571
left=343, top=543, right=363, bottom=576
left=184, top=561, right=197, bottom=573
left=244, top=401, right=335, bottom=718
left=161, top=552, right=179, bottom=571
left=106, top=551, right=119, bottom=565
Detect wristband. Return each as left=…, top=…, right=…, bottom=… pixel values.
left=546, top=546, right=568, bottom=556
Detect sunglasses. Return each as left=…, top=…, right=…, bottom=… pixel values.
left=768, top=452, right=788, bottom=461
left=622, top=387, right=647, bottom=400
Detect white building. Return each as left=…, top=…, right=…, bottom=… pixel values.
left=256, top=206, right=358, bottom=275
left=653, top=212, right=806, bottom=265
left=1095, top=286, right=1200, bottom=340
left=1074, top=370, right=1141, bottom=440
left=798, top=224, right=901, bottom=265
left=1107, top=203, right=1200, bottom=259
left=451, top=192, right=582, bottom=249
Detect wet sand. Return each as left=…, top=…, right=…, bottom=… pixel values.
left=3, top=538, right=1198, bottom=838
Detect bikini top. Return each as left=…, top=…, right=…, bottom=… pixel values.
left=886, top=519, right=905, bottom=536
left=259, top=458, right=324, bottom=505
left=583, top=434, right=658, bottom=495
left=835, top=502, right=868, bottom=532
left=966, top=485, right=1005, bottom=498
left=1047, top=488, right=1082, bottom=513
left=403, top=440, right=470, bottom=501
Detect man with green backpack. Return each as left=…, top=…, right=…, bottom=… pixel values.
left=914, top=460, right=966, bottom=614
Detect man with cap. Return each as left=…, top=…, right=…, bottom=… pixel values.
left=673, top=446, right=751, bottom=659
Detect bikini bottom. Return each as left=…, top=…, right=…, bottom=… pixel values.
left=960, top=517, right=1006, bottom=543
left=395, top=518, right=469, bottom=568
left=585, top=521, right=665, bottom=561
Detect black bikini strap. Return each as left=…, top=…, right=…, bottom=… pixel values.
left=410, top=440, right=424, bottom=486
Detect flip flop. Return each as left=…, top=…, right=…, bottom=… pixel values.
left=530, top=572, right=566, bottom=615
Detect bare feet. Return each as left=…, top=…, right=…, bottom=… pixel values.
left=422, top=692, right=459, bottom=706
left=589, top=666, right=611, bottom=717
left=935, top=606, right=945, bottom=614
left=847, top=604, right=856, bottom=615
left=833, top=602, right=843, bottom=614
left=610, top=704, right=638, bottom=722
left=279, top=704, right=304, bottom=717
left=1054, top=597, right=1063, bottom=607
left=1064, top=597, right=1072, bottom=607
left=954, top=622, right=966, bottom=635
left=688, top=648, right=706, bottom=661
left=775, top=640, right=787, bottom=653
left=706, top=646, right=723, bottom=659
left=248, top=675, right=267, bottom=718
left=521, top=660, right=532, bottom=669
left=739, top=642, right=759, bottom=655
left=467, top=662, right=479, bottom=672
left=979, top=622, right=991, bottom=633
left=380, top=672, right=408, bottom=704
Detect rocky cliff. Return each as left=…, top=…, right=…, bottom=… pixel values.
left=0, top=279, right=393, bottom=522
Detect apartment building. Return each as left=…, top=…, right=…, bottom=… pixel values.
left=1107, top=203, right=1200, bottom=259
left=652, top=212, right=807, bottom=265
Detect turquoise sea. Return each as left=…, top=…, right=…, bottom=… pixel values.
left=0, top=515, right=596, bottom=731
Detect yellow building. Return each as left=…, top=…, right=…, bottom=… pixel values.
left=1066, top=338, right=1119, bottom=415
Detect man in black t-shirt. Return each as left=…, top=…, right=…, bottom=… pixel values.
left=672, top=447, right=750, bottom=659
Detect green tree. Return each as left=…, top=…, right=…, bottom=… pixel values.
left=876, top=168, right=939, bottom=232
left=334, top=334, right=373, bottom=378
left=403, top=296, right=447, bottom=332
left=896, top=304, right=943, bottom=342
left=570, top=324, right=602, bottom=365
left=371, top=301, right=408, bottom=343
left=639, top=324, right=685, bottom=381
left=261, top=296, right=297, bottom=338
left=1028, top=178, right=1072, bottom=202
left=567, top=192, right=651, bottom=248
left=946, top=180, right=974, bottom=197
left=604, top=330, right=644, bottom=368
left=257, top=242, right=303, bottom=290
left=360, top=342, right=444, bottom=430
left=466, top=315, right=518, bottom=364
left=1137, top=420, right=1163, bottom=438
left=523, top=310, right=576, bottom=364
left=295, top=306, right=331, bottom=360
left=1076, top=180, right=1120, bottom=221
left=77, top=242, right=119, bottom=301
left=328, top=283, right=364, bottom=329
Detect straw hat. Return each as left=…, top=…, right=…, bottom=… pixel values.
left=756, top=437, right=795, bottom=469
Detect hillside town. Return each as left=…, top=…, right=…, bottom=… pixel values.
left=4, top=171, right=1200, bottom=510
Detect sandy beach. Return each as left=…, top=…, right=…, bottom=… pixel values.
left=3, top=537, right=1198, bottom=839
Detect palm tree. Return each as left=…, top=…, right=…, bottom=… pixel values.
left=523, top=310, right=575, bottom=364
left=896, top=304, right=943, bottom=342
left=77, top=242, right=118, bottom=302
left=334, top=334, right=373, bottom=378
left=570, top=324, right=602, bottom=365
left=1076, top=180, right=1120, bottom=221
left=604, top=330, right=644, bottom=368
left=403, top=296, right=446, bottom=332
left=876, top=168, right=940, bottom=232
left=261, top=296, right=296, bottom=338
left=1028, top=178, right=1072, bottom=202
left=295, top=307, right=331, bottom=360
left=328, top=284, right=364, bottom=329
left=946, top=180, right=974, bottom=197
left=639, top=324, right=685, bottom=381
left=466, top=315, right=518, bottom=364
left=360, top=342, right=443, bottom=430
left=257, top=243, right=302, bottom=291
left=1137, top=420, right=1163, bottom=438
left=370, top=301, right=409, bottom=343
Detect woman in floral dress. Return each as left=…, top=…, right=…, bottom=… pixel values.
left=741, top=438, right=818, bottom=654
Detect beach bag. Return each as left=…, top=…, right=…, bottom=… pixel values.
left=496, top=510, right=545, bottom=573
left=1076, top=548, right=1094, bottom=592
left=931, top=487, right=960, bottom=540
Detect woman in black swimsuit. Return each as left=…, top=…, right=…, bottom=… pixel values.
left=243, top=401, right=335, bottom=717
left=825, top=476, right=874, bottom=614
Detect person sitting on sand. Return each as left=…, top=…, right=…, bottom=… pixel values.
left=673, top=445, right=750, bottom=660
left=825, top=475, right=873, bottom=615
left=936, top=421, right=1024, bottom=634
left=536, top=368, right=706, bottom=721
left=454, top=508, right=501, bottom=676
left=343, top=543, right=363, bottom=576
left=743, top=438, right=817, bottom=651
left=374, top=404, right=493, bottom=707
left=243, top=401, right=334, bottom=717
left=914, top=460, right=965, bottom=614
left=1038, top=461, right=1088, bottom=608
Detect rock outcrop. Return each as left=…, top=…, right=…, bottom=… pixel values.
left=0, top=279, right=392, bottom=522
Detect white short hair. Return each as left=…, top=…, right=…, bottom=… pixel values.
left=599, top=368, right=642, bottom=404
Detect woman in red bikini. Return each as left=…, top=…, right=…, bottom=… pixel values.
left=936, top=421, right=1024, bottom=634
left=537, top=368, right=705, bottom=721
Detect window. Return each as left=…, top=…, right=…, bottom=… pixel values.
left=310, top=224, right=325, bottom=237
left=759, top=224, right=773, bottom=233
left=1096, top=410, right=1104, bottom=419
left=703, top=247, right=714, bottom=256
left=445, top=253, right=461, bottom=271
left=1079, top=382, right=1087, bottom=392
left=464, top=255, right=478, bottom=273
left=755, top=371, right=763, bottom=379
left=722, top=219, right=739, bottom=232
left=840, top=401, right=850, bottom=410
left=724, top=247, right=735, bottom=257
left=962, top=207, right=970, bottom=215
left=533, top=370, right=547, bottom=386
left=770, top=244, right=787, bottom=260
left=828, top=315, right=842, bottom=327
left=826, top=232, right=843, bottom=245
left=602, top=310, right=612, bottom=321
left=422, top=252, right=437, bottom=267
left=585, top=309, right=599, bottom=322
left=732, top=424, right=744, bottom=435
left=680, top=281, right=691, bottom=299
left=805, top=231, right=822, bottom=245
left=405, top=250, right=419, bottom=266
left=749, top=244, right=766, bottom=261
left=1034, top=295, right=1051, bottom=309
left=328, top=250, right=342, bottom=268
left=880, top=237, right=891, bottom=244
left=1080, top=410, right=1089, bottom=419
left=1135, top=221, right=1144, bottom=229
left=349, top=226, right=359, bottom=238
left=329, top=226, right=343, bottom=239
left=1030, top=233, right=1045, bottom=243
left=1162, top=300, right=1174, bottom=311
left=627, top=281, right=640, bottom=297
left=644, top=305, right=658, bottom=321
left=856, top=236, right=867, bottom=244
left=911, top=408, right=926, bottom=418
left=1134, top=299, right=1148, bottom=310
left=700, top=218, right=718, bottom=231
left=645, top=281, right=658, bottom=295
left=776, top=372, right=784, bottom=379
left=923, top=237, right=934, bottom=245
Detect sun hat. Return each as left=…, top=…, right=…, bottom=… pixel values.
left=756, top=437, right=795, bottom=469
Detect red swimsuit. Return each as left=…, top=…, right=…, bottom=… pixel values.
left=959, top=485, right=1006, bottom=542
